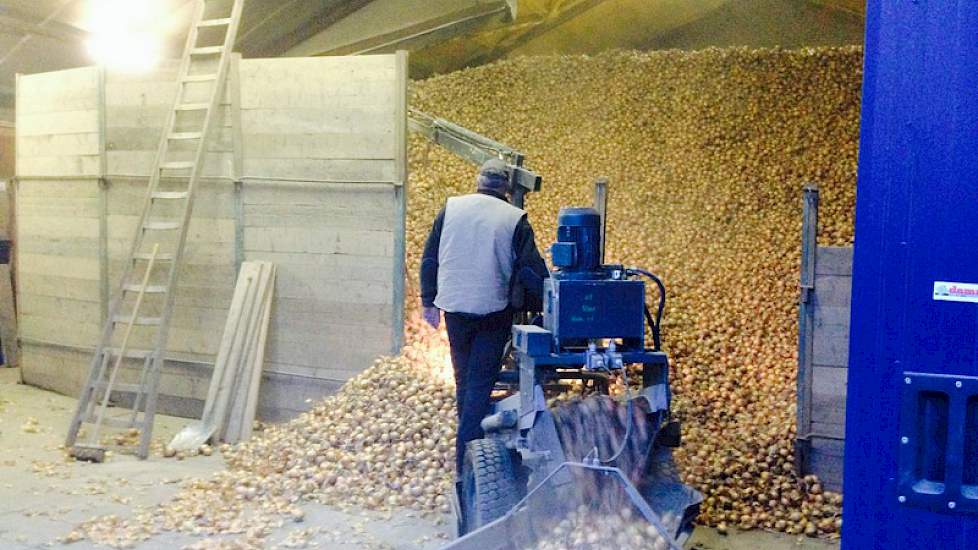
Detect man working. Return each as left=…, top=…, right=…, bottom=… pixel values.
left=420, top=158, right=548, bottom=473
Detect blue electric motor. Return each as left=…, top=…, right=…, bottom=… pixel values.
left=544, top=207, right=654, bottom=350
left=550, top=207, right=603, bottom=274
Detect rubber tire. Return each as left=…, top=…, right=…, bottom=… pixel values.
left=460, top=438, right=522, bottom=535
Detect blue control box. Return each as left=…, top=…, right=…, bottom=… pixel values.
left=544, top=278, right=645, bottom=341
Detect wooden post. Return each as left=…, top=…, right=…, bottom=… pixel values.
left=0, top=222, right=16, bottom=368
left=391, top=50, right=409, bottom=354
left=0, top=73, right=22, bottom=369
left=796, top=184, right=819, bottom=475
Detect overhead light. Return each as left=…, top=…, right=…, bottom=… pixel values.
left=86, top=0, right=164, bottom=72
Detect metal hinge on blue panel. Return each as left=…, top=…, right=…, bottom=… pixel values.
left=897, top=372, right=978, bottom=514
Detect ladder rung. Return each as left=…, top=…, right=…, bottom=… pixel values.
left=198, top=17, right=232, bottom=27
left=182, top=74, right=217, bottom=83
left=96, top=382, right=144, bottom=394
left=151, top=191, right=189, bottom=200
left=105, top=347, right=153, bottom=360
left=123, top=284, right=168, bottom=294
left=190, top=46, right=223, bottom=55
left=133, top=252, right=174, bottom=261
left=169, top=132, right=203, bottom=140
left=176, top=103, right=209, bottom=111
left=88, top=415, right=136, bottom=429
left=143, top=221, right=181, bottom=231
left=161, top=161, right=195, bottom=170
left=113, top=315, right=162, bottom=326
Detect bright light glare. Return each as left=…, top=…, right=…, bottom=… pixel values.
left=424, top=343, right=455, bottom=387
left=86, top=0, right=164, bottom=72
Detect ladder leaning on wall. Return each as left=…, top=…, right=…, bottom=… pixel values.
left=66, top=0, right=246, bottom=461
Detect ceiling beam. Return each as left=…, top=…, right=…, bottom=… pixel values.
left=237, top=0, right=376, bottom=58
left=0, top=6, right=89, bottom=44
left=467, top=0, right=609, bottom=65
left=257, top=0, right=376, bottom=57
left=312, top=1, right=512, bottom=57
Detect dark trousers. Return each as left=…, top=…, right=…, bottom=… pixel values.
left=445, top=308, right=512, bottom=474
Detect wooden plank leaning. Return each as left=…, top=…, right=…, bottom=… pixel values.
left=169, top=260, right=275, bottom=450
left=222, top=262, right=275, bottom=443
left=168, top=261, right=259, bottom=451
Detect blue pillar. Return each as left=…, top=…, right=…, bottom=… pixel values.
left=843, top=1, right=978, bottom=549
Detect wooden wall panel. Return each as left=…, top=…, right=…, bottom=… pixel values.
left=238, top=56, right=398, bottom=182
left=106, top=178, right=235, bottom=360
left=16, top=67, right=100, bottom=177
left=104, top=62, right=233, bottom=178
left=242, top=182, right=396, bottom=384
left=15, top=54, right=406, bottom=421
left=236, top=55, right=402, bottom=393
left=15, top=179, right=101, bottom=370
left=799, top=244, right=853, bottom=491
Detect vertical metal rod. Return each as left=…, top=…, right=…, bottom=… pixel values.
left=233, top=180, right=244, bottom=275
left=230, top=53, right=245, bottom=276
left=593, top=177, right=608, bottom=265
left=796, top=183, right=819, bottom=475
left=98, top=178, right=109, bottom=326
left=391, top=50, right=409, bottom=354
left=96, top=66, right=109, bottom=326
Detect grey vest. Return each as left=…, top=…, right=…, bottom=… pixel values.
left=435, top=193, right=526, bottom=315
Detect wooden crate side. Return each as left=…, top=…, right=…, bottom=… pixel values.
left=811, top=364, right=848, bottom=431
left=808, top=438, right=845, bottom=492
left=799, top=242, right=853, bottom=489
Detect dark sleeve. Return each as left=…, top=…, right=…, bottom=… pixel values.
left=420, top=207, right=446, bottom=308
left=511, top=215, right=550, bottom=310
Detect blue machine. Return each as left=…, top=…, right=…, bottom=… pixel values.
left=450, top=205, right=701, bottom=550
left=843, top=2, right=978, bottom=548
left=545, top=208, right=647, bottom=346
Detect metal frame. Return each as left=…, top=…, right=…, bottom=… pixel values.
left=444, top=462, right=684, bottom=550
left=408, top=109, right=541, bottom=206
left=796, top=184, right=818, bottom=471
left=392, top=50, right=409, bottom=354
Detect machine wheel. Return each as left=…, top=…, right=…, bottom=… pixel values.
left=460, top=438, right=523, bottom=535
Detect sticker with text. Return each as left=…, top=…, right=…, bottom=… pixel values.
left=933, top=281, right=978, bottom=303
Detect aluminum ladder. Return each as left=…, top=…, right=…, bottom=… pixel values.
left=66, top=0, right=245, bottom=460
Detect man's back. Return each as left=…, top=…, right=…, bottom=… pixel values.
left=435, top=193, right=526, bottom=315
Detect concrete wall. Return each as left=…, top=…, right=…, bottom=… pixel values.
left=14, top=54, right=407, bottom=422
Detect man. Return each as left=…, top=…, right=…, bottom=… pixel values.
left=420, top=158, right=548, bottom=473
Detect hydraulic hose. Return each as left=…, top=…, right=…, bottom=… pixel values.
left=627, top=268, right=666, bottom=351
left=600, top=384, right=635, bottom=465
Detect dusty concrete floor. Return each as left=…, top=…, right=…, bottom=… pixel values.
left=0, top=367, right=839, bottom=550
left=0, top=368, right=451, bottom=550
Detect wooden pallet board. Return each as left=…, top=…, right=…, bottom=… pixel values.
left=797, top=190, right=853, bottom=491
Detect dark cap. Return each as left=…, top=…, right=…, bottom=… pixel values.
left=477, top=158, right=510, bottom=194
